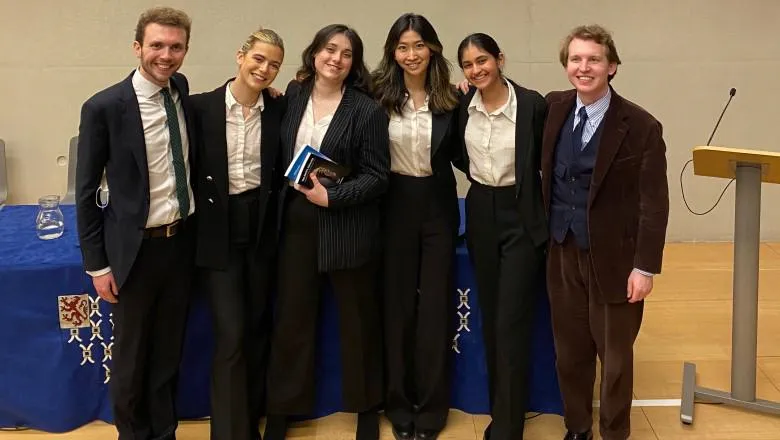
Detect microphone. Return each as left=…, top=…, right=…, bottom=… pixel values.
left=681, top=87, right=738, bottom=216
left=706, top=87, right=737, bottom=145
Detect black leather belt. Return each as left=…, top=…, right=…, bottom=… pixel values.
left=143, top=219, right=185, bottom=239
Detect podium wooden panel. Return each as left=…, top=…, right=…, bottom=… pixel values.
left=681, top=146, right=780, bottom=424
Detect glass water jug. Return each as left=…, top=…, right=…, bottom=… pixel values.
left=36, top=195, right=64, bottom=240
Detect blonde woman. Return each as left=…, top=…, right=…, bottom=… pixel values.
left=191, top=28, right=285, bottom=440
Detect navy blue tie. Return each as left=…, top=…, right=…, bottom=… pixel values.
left=572, top=106, right=589, bottom=151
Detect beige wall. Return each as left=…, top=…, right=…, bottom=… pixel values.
left=1, top=0, right=778, bottom=241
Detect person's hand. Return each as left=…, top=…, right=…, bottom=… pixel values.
left=266, top=86, right=284, bottom=98
left=626, top=270, right=653, bottom=303
left=295, top=173, right=329, bottom=207
left=456, top=79, right=471, bottom=93
left=93, top=272, right=119, bottom=304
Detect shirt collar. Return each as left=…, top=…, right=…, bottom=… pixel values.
left=575, top=87, right=611, bottom=122
left=226, top=80, right=265, bottom=111
left=403, top=92, right=430, bottom=112
left=468, top=78, right=516, bottom=123
left=132, top=68, right=169, bottom=99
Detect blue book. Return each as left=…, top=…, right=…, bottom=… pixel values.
left=284, top=145, right=349, bottom=187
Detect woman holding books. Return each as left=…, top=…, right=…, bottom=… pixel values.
left=453, top=33, right=547, bottom=440
left=371, top=13, right=459, bottom=440
left=264, top=24, right=390, bottom=440
left=191, top=28, right=285, bottom=440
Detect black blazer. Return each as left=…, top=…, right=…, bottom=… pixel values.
left=280, top=80, right=390, bottom=272
left=76, top=71, right=197, bottom=288
left=191, top=81, right=285, bottom=270
left=388, top=106, right=460, bottom=233
left=453, top=79, right=548, bottom=247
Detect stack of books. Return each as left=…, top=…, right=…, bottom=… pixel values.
left=284, top=145, right=350, bottom=189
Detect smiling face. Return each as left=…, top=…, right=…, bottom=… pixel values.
left=565, top=37, right=617, bottom=104
left=459, top=43, right=504, bottom=92
left=236, top=41, right=283, bottom=92
left=133, top=22, right=188, bottom=87
left=394, top=29, right=431, bottom=80
left=313, top=32, right=353, bottom=85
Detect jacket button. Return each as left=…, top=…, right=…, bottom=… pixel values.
left=208, top=198, right=214, bottom=204
left=206, top=176, right=213, bottom=181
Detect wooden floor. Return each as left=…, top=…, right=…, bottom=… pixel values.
left=3, top=242, right=780, bottom=439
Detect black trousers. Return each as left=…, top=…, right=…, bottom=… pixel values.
left=203, top=188, right=274, bottom=440
left=383, top=174, right=454, bottom=431
left=111, top=220, right=195, bottom=440
left=465, top=183, right=543, bottom=440
left=266, top=191, right=383, bottom=415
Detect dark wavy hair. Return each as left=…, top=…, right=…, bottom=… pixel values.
left=295, top=24, right=371, bottom=94
left=372, top=13, right=457, bottom=116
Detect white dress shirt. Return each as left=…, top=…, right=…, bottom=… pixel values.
left=225, top=82, right=263, bottom=194
left=388, top=95, right=433, bottom=177
left=88, top=70, right=194, bottom=278
left=294, top=96, right=334, bottom=156
left=133, top=69, right=195, bottom=226
left=465, top=79, right=517, bottom=187
left=290, top=97, right=334, bottom=187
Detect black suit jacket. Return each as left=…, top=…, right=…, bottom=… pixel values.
left=191, top=81, right=285, bottom=270
left=76, top=71, right=197, bottom=288
left=453, top=79, right=548, bottom=247
left=280, top=80, right=390, bottom=271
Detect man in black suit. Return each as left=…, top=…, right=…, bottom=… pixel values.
left=75, top=7, right=196, bottom=439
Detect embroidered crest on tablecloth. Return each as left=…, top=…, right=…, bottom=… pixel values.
left=60, top=293, right=113, bottom=383
left=58, top=294, right=90, bottom=329
left=452, top=287, right=471, bottom=354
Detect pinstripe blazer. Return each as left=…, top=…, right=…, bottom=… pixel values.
left=280, top=80, right=390, bottom=271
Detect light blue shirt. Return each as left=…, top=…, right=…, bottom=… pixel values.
left=573, top=88, right=611, bottom=146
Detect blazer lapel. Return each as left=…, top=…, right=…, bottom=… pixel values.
left=512, top=83, right=534, bottom=190
left=542, top=92, right=575, bottom=177
left=204, top=85, right=229, bottom=204
left=430, top=111, right=451, bottom=158
left=318, top=86, right=355, bottom=159
left=118, top=74, right=148, bottom=189
left=260, top=88, right=281, bottom=187
left=458, top=89, right=475, bottom=175
left=282, top=83, right=310, bottom=167
left=541, top=91, right=575, bottom=209
left=589, top=92, right=628, bottom=203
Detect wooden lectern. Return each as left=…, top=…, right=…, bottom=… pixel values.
left=680, top=146, right=780, bottom=424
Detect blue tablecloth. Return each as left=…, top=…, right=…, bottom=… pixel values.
left=0, top=203, right=561, bottom=432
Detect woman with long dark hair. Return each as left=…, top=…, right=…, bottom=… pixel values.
left=264, top=24, right=390, bottom=440
left=454, top=33, right=547, bottom=440
left=372, top=13, right=459, bottom=440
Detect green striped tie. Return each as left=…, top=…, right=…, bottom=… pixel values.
left=160, top=87, right=190, bottom=221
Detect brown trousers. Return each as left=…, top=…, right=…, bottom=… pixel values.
left=547, top=236, right=644, bottom=440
